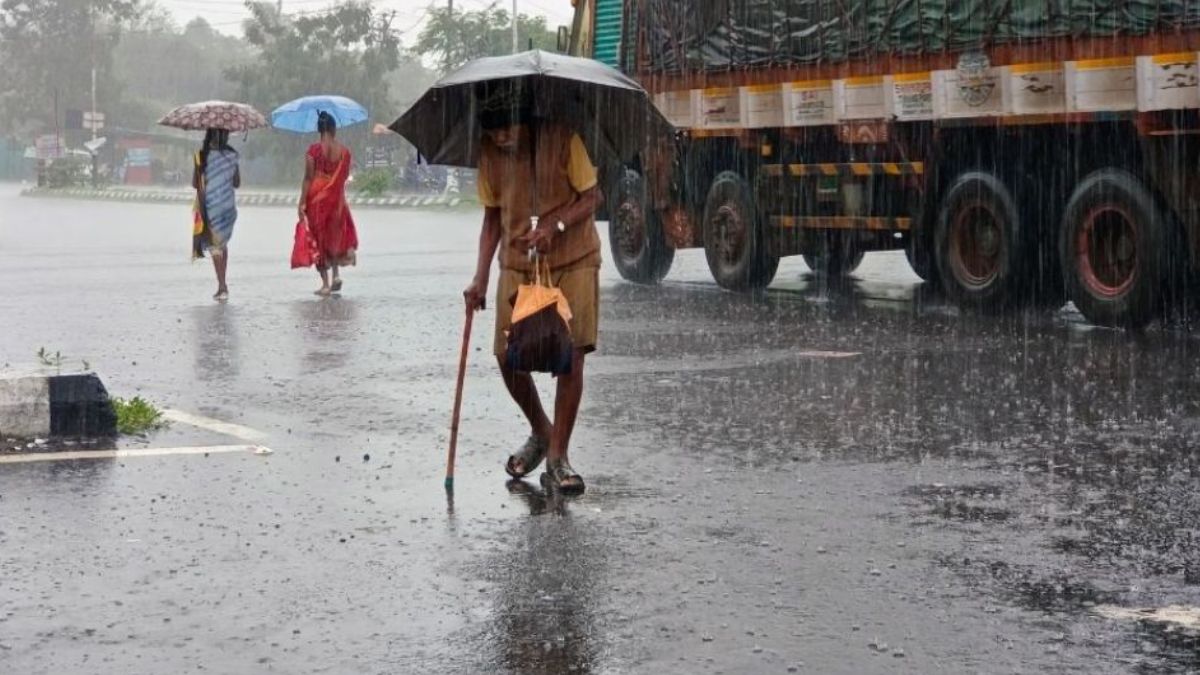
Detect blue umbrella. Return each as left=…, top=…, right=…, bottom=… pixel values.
left=271, top=95, right=368, bottom=133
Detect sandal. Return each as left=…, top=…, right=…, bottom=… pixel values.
left=542, top=457, right=585, bottom=495
left=331, top=278, right=343, bottom=293
left=505, top=435, right=548, bottom=479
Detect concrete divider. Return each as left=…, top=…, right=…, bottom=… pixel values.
left=19, top=187, right=475, bottom=211
left=0, top=371, right=117, bottom=440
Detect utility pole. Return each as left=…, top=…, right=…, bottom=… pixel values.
left=90, top=1, right=99, bottom=188
left=512, top=0, right=518, bottom=53
left=90, top=1, right=97, bottom=143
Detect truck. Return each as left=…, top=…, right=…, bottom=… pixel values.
left=562, top=0, right=1200, bottom=328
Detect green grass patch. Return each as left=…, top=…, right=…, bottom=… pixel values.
left=353, top=168, right=393, bottom=198
left=111, top=396, right=168, bottom=435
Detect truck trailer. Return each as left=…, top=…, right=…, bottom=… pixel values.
left=565, top=0, right=1200, bottom=327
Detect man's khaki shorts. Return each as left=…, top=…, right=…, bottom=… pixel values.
left=494, top=263, right=599, bottom=358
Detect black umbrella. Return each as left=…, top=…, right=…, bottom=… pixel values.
left=389, top=49, right=674, bottom=168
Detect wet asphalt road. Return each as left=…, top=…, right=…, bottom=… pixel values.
left=3, top=183, right=1200, bottom=674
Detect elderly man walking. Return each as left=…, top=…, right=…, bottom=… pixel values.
left=462, top=93, right=604, bottom=494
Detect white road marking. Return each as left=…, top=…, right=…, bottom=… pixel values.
left=1094, top=605, right=1200, bottom=629
left=795, top=350, right=861, bottom=358
left=161, top=409, right=268, bottom=441
left=0, top=444, right=271, bottom=464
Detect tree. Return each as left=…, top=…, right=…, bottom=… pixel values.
left=113, top=16, right=252, bottom=130
left=416, top=5, right=559, bottom=74
left=226, top=0, right=404, bottom=179
left=0, top=0, right=140, bottom=137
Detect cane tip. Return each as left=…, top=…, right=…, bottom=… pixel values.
left=444, top=476, right=454, bottom=491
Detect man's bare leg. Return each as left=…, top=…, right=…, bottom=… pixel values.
left=499, top=357, right=553, bottom=473
left=549, top=349, right=586, bottom=463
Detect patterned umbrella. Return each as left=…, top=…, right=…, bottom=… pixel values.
left=158, top=100, right=269, bottom=132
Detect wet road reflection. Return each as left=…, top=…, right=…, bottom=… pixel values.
left=293, top=297, right=360, bottom=374
left=192, top=303, right=240, bottom=381
left=462, top=481, right=601, bottom=674
left=592, top=277, right=1200, bottom=673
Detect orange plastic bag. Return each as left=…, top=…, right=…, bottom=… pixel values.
left=505, top=257, right=574, bottom=375
left=290, top=219, right=317, bottom=269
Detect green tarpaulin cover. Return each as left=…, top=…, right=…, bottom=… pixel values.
left=640, top=0, right=1200, bottom=73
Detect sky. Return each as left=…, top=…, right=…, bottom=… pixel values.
left=155, top=0, right=577, bottom=40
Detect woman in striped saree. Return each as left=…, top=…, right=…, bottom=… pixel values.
left=193, top=128, right=241, bottom=301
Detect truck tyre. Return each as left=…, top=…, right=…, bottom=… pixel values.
left=1059, top=169, right=1168, bottom=328
left=607, top=168, right=674, bottom=284
left=702, top=171, right=779, bottom=290
left=905, top=185, right=938, bottom=283
left=935, top=171, right=1029, bottom=310
left=803, top=240, right=864, bottom=277
left=905, top=241, right=936, bottom=282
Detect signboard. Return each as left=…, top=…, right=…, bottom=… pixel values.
left=83, top=111, right=105, bottom=131
left=835, top=76, right=889, bottom=120
left=890, top=73, right=934, bottom=120
left=125, top=147, right=151, bottom=167
left=1007, top=63, right=1065, bottom=114
left=932, top=52, right=1007, bottom=118
left=700, top=87, right=742, bottom=128
left=742, top=84, right=783, bottom=128
left=1066, top=57, right=1137, bottom=112
left=1137, top=53, right=1200, bottom=111
left=122, top=139, right=152, bottom=185
left=783, top=80, right=836, bottom=126
left=655, top=91, right=695, bottom=127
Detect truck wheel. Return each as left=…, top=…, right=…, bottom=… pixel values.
left=935, top=171, right=1028, bottom=310
left=803, top=239, right=864, bottom=277
left=607, top=168, right=674, bottom=284
left=1059, top=169, right=1168, bottom=328
left=905, top=237, right=936, bottom=282
left=702, top=171, right=779, bottom=290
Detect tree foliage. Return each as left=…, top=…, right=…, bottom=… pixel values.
left=228, top=1, right=401, bottom=122
left=416, top=5, right=559, bottom=74
left=113, top=17, right=252, bottom=131
left=225, top=0, right=404, bottom=178
left=0, top=0, right=140, bottom=136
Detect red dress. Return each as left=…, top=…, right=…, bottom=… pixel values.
left=304, top=142, right=358, bottom=268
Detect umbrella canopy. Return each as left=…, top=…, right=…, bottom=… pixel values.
left=389, top=50, right=673, bottom=168
left=158, top=101, right=268, bottom=132
left=271, top=95, right=368, bottom=134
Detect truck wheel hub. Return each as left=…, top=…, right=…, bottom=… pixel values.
left=950, top=200, right=1005, bottom=287
left=616, top=201, right=645, bottom=258
left=714, top=203, right=745, bottom=261
left=1078, top=205, right=1138, bottom=298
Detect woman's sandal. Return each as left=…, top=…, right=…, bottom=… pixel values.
left=505, top=435, right=548, bottom=479
left=542, top=457, right=585, bottom=495
left=331, top=278, right=343, bottom=293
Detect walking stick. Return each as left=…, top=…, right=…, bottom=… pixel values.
left=445, top=307, right=475, bottom=491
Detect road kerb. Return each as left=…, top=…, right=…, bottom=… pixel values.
left=0, top=444, right=272, bottom=464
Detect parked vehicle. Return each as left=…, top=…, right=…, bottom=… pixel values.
left=565, top=0, right=1200, bottom=327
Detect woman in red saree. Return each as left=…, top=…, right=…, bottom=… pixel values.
left=298, top=111, right=358, bottom=296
